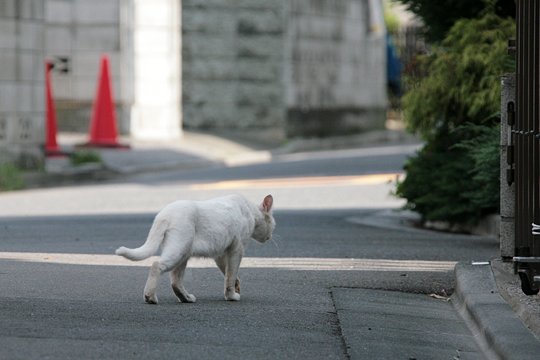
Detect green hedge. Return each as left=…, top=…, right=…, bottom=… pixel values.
left=396, top=13, right=514, bottom=225
left=397, top=125, right=500, bottom=224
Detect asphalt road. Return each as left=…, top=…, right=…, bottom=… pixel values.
left=0, top=144, right=497, bottom=359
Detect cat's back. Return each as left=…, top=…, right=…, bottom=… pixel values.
left=158, top=195, right=252, bottom=220
left=155, top=199, right=198, bottom=225
left=156, top=195, right=257, bottom=250
left=160, top=199, right=197, bottom=214
left=207, top=194, right=249, bottom=206
left=199, top=194, right=253, bottom=215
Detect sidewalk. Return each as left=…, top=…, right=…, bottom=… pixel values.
left=454, top=261, right=540, bottom=359
left=30, top=132, right=269, bottom=188
left=362, top=209, right=540, bottom=360
left=30, top=128, right=418, bottom=187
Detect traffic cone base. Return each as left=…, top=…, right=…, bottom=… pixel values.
left=78, top=141, right=130, bottom=150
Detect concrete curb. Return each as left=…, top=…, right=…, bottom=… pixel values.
left=348, top=209, right=500, bottom=238
left=491, top=259, right=540, bottom=339
left=346, top=209, right=426, bottom=234
left=452, top=262, right=540, bottom=360
left=23, top=164, right=119, bottom=189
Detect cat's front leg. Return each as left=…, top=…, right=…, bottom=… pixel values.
left=215, top=255, right=241, bottom=293
left=224, top=250, right=242, bottom=301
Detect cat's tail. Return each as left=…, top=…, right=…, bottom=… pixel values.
left=115, top=218, right=168, bottom=261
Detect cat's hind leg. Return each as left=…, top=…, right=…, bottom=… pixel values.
left=143, top=229, right=192, bottom=304
left=144, top=258, right=190, bottom=304
left=170, top=260, right=196, bottom=303
left=143, top=261, right=164, bottom=304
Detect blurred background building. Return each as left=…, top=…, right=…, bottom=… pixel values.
left=0, top=0, right=389, bottom=167
left=0, top=1, right=45, bottom=168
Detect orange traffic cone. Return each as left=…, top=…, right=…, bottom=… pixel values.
left=86, top=55, right=127, bottom=148
left=45, top=61, right=63, bottom=156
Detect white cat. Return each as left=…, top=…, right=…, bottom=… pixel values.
left=115, top=194, right=275, bottom=304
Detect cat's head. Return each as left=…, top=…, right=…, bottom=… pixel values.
left=252, top=195, right=275, bottom=243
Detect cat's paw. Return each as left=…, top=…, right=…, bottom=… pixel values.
left=144, top=293, right=158, bottom=304
left=172, top=285, right=197, bottom=303
left=180, top=294, right=197, bottom=303
left=225, top=292, right=241, bottom=301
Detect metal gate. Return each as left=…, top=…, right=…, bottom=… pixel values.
left=513, top=0, right=540, bottom=295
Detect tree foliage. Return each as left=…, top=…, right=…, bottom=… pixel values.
left=402, top=14, right=515, bottom=140
left=396, top=0, right=515, bottom=42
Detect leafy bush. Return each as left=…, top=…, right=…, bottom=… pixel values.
left=456, top=124, right=501, bottom=212
left=70, top=150, right=102, bottom=166
left=396, top=13, right=514, bottom=225
left=398, top=125, right=499, bottom=224
left=0, top=163, right=24, bottom=191
left=402, top=13, right=514, bottom=140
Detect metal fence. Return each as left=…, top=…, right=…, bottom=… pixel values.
left=513, top=0, right=540, bottom=295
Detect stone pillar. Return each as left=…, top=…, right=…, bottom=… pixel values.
left=0, top=0, right=45, bottom=168
left=500, top=73, right=515, bottom=259
left=130, top=0, right=181, bottom=140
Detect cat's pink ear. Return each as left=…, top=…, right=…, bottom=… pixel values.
left=261, top=195, right=273, bottom=212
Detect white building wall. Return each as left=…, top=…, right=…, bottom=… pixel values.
left=130, top=0, right=181, bottom=140
left=44, top=0, right=181, bottom=140
left=0, top=0, right=45, bottom=168
left=44, top=0, right=133, bottom=133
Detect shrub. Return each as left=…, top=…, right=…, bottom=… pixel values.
left=0, top=163, right=25, bottom=191
left=70, top=150, right=102, bottom=166
left=397, top=125, right=499, bottom=224
left=456, top=124, right=501, bottom=213
left=396, top=13, right=514, bottom=225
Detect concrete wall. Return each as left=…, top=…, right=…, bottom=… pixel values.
left=182, top=0, right=286, bottom=140
left=182, top=0, right=387, bottom=139
left=44, top=0, right=133, bottom=134
left=0, top=0, right=391, bottom=169
left=0, top=0, right=45, bottom=168
left=285, top=0, right=387, bottom=137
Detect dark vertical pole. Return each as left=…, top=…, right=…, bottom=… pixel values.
left=525, top=0, right=531, bottom=256
left=515, top=0, right=540, bottom=256
left=533, top=0, right=540, bottom=256
left=514, top=0, right=540, bottom=296
left=515, top=0, right=524, bottom=256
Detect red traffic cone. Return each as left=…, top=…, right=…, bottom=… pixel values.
left=87, top=55, right=126, bottom=148
left=45, top=61, right=63, bottom=156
